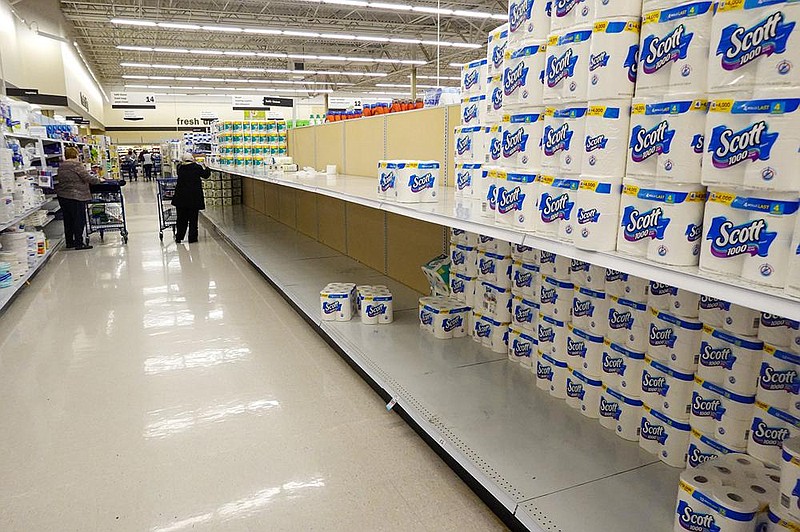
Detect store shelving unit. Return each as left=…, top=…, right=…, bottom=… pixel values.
left=0, top=202, right=50, bottom=233
left=0, top=237, right=64, bottom=314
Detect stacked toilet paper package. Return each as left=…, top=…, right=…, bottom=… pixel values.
left=377, top=160, right=441, bottom=203
left=319, top=283, right=394, bottom=325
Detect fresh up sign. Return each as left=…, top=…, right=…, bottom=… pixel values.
left=503, top=127, right=529, bottom=158
left=699, top=342, right=736, bottom=370
left=509, top=0, right=533, bottom=32
left=379, top=171, right=396, bottom=192
left=630, top=120, right=675, bottom=162
left=546, top=48, right=577, bottom=88
left=621, top=206, right=670, bottom=242
left=691, top=391, right=725, bottom=420
left=539, top=192, right=575, bottom=223
left=716, top=11, right=795, bottom=71
left=409, top=172, right=434, bottom=193
left=706, top=217, right=776, bottom=259
left=504, top=62, right=529, bottom=96
left=642, top=23, right=692, bottom=74
left=709, top=121, right=778, bottom=168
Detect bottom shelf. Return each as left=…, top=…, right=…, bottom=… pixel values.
left=0, top=237, right=64, bottom=313
left=200, top=205, right=681, bottom=532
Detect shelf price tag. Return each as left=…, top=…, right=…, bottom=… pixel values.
left=386, top=397, right=398, bottom=411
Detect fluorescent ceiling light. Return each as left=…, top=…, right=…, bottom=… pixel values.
left=110, top=19, right=481, bottom=49
left=158, top=22, right=201, bottom=30
left=376, top=83, right=457, bottom=88
left=120, top=62, right=390, bottom=77
left=295, top=1, right=505, bottom=19
left=409, top=75, right=460, bottom=80
left=124, top=83, right=333, bottom=94
left=122, top=74, right=347, bottom=86
left=448, top=62, right=466, bottom=67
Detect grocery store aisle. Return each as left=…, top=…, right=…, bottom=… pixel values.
left=0, top=181, right=505, bottom=531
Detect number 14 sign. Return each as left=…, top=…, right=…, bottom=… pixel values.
left=111, top=92, right=157, bottom=109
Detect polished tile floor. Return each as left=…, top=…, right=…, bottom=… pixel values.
left=0, top=181, right=506, bottom=531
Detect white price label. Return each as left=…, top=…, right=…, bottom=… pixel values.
left=111, top=92, right=156, bottom=109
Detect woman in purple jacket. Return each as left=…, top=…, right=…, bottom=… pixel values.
left=55, top=146, right=101, bottom=250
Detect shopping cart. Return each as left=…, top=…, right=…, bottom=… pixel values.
left=156, top=178, right=178, bottom=241
left=86, top=180, right=128, bottom=244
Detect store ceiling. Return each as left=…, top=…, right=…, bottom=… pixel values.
left=61, top=0, right=503, bottom=97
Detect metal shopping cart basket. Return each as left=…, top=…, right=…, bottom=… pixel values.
left=156, top=178, right=178, bottom=241
left=86, top=180, right=129, bottom=244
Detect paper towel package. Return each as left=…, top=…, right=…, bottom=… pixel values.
left=574, top=179, right=622, bottom=251
left=601, top=340, right=645, bottom=394
left=539, top=275, right=574, bottom=319
left=566, top=368, right=603, bottom=418
left=487, top=73, right=505, bottom=123
left=582, top=104, right=632, bottom=180
left=504, top=45, right=547, bottom=111
left=572, top=286, right=608, bottom=335
left=599, top=385, right=644, bottom=440
left=539, top=312, right=568, bottom=362
left=757, top=345, right=800, bottom=412
left=454, top=163, right=482, bottom=199
left=461, top=58, right=488, bottom=97
left=567, top=323, right=605, bottom=377
left=708, top=0, right=800, bottom=95
left=690, top=376, right=756, bottom=450
left=501, top=171, right=538, bottom=231
left=703, top=98, right=800, bottom=192
left=637, top=1, right=714, bottom=97
left=748, top=401, right=800, bottom=467
left=674, top=471, right=759, bottom=531
left=626, top=98, right=709, bottom=182
left=535, top=175, right=581, bottom=242
left=488, top=24, right=510, bottom=77
left=544, top=28, right=592, bottom=103
left=700, top=188, right=800, bottom=288
left=640, top=403, right=692, bottom=467
left=760, top=314, right=800, bottom=352
left=462, top=95, right=487, bottom=125
left=648, top=308, right=703, bottom=372
left=502, top=112, right=545, bottom=172
left=780, top=437, right=800, bottom=520
left=641, top=356, right=695, bottom=420
left=687, top=428, right=743, bottom=468
left=588, top=19, right=640, bottom=100
left=539, top=250, right=572, bottom=280
left=617, top=179, right=707, bottom=266
left=607, top=295, right=649, bottom=352
left=454, top=126, right=485, bottom=164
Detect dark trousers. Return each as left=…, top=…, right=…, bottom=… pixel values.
left=175, top=207, right=200, bottom=243
left=58, top=197, right=86, bottom=248
left=143, top=164, right=153, bottom=181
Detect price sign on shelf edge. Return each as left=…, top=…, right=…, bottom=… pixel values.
left=111, top=92, right=157, bottom=109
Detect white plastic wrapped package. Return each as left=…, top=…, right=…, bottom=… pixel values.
left=504, top=45, right=547, bottom=111
left=508, top=0, right=551, bottom=45
left=502, top=112, right=545, bottom=172
left=461, top=58, right=488, bottom=96
left=588, top=19, right=641, bottom=100
left=544, top=28, right=592, bottom=103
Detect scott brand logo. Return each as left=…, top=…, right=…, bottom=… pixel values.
left=599, top=397, right=620, bottom=419
left=760, top=363, right=799, bottom=393
left=539, top=192, right=575, bottom=224
left=751, top=418, right=791, bottom=447
left=410, top=173, right=435, bottom=193
left=630, top=120, right=675, bottom=162
left=379, top=171, right=395, bottom=192
left=676, top=500, right=717, bottom=532
left=640, top=420, right=667, bottom=444
left=463, top=69, right=480, bottom=90
left=717, top=12, right=795, bottom=71
left=456, top=136, right=472, bottom=155
left=323, top=301, right=342, bottom=314
left=622, top=206, right=670, bottom=242
left=546, top=48, right=577, bottom=88
left=509, top=0, right=533, bottom=32
left=699, top=343, right=735, bottom=370
left=502, top=127, right=529, bottom=158
left=642, top=24, right=692, bottom=74
left=710, top=121, right=778, bottom=169
left=707, top=217, right=776, bottom=259
left=504, top=62, right=529, bottom=96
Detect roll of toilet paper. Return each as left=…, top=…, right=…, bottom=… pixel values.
left=700, top=189, right=800, bottom=288
left=687, top=428, right=744, bottom=468
left=779, top=437, right=800, bottom=520
left=566, top=367, right=586, bottom=410
left=514, top=261, right=540, bottom=300
left=572, top=286, right=608, bottom=336
left=599, top=384, right=644, bottom=441
left=568, top=368, right=603, bottom=418
left=574, top=179, right=622, bottom=251
left=361, top=294, right=393, bottom=325
left=508, top=0, right=551, bottom=45
left=462, top=95, right=487, bottom=125
left=538, top=351, right=568, bottom=392
left=450, top=243, right=475, bottom=275
left=582, top=104, right=631, bottom=180
left=760, top=314, right=800, bottom=351
left=641, top=356, right=695, bottom=420
left=512, top=260, right=532, bottom=296
left=618, top=179, right=707, bottom=266
left=602, top=340, right=645, bottom=395
left=488, top=24, right=510, bottom=77
left=509, top=326, right=538, bottom=367
left=566, top=323, right=605, bottom=377
left=648, top=308, right=704, bottom=373
left=512, top=243, right=532, bottom=261
left=454, top=163, right=482, bottom=198
left=486, top=123, right=505, bottom=165
left=544, top=28, right=592, bottom=103
left=606, top=270, right=649, bottom=303
left=703, top=98, right=800, bottom=192
left=768, top=503, right=800, bottom=531
left=640, top=403, right=692, bottom=467
left=671, top=287, right=700, bottom=319
left=503, top=112, right=545, bottom=172
left=539, top=312, right=568, bottom=362
left=478, top=251, right=513, bottom=287
left=534, top=175, right=581, bottom=241
left=512, top=295, right=540, bottom=332
left=758, top=345, right=800, bottom=412
left=637, top=1, right=714, bottom=97
left=690, top=376, right=756, bottom=451
left=450, top=272, right=477, bottom=306
left=478, top=280, right=513, bottom=322
left=461, top=58, right=488, bottom=97
left=539, top=275, right=574, bottom=319
left=569, top=258, right=590, bottom=285
left=503, top=172, right=538, bottom=232
left=607, top=296, right=648, bottom=352
left=708, top=0, right=800, bottom=96
left=504, top=45, right=547, bottom=111
left=748, top=401, right=800, bottom=467
left=697, top=297, right=761, bottom=337
left=588, top=19, right=640, bottom=100
left=674, top=479, right=759, bottom=532
left=539, top=251, right=572, bottom=281
left=487, top=74, right=505, bottom=123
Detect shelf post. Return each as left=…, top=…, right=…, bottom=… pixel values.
left=410, top=67, right=417, bottom=100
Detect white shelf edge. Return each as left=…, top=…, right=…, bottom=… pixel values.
left=209, top=165, right=800, bottom=321
left=0, top=237, right=63, bottom=312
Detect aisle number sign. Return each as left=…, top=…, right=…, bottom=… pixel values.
left=111, top=92, right=157, bottom=109
left=328, top=96, right=362, bottom=111
left=232, top=95, right=294, bottom=110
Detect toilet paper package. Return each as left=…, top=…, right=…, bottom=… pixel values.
left=699, top=296, right=761, bottom=336
left=360, top=291, right=394, bottom=325
left=420, top=298, right=471, bottom=339
left=640, top=403, right=692, bottom=467
left=588, top=19, right=640, bottom=100
left=570, top=260, right=606, bottom=291
left=780, top=437, right=800, bottom=520
left=512, top=243, right=532, bottom=261
left=582, top=104, right=632, bottom=180
left=461, top=58, right=488, bottom=97
left=567, top=323, right=605, bottom=377
left=544, top=28, right=592, bottom=103
left=768, top=504, right=800, bottom=531
left=758, top=345, right=800, bottom=412
left=462, top=95, right=487, bottom=125
left=539, top=312, right=568, bottom=361
left=549, top=0, right=591, bottom=32
left=450, top=243, right=478, bottom=276
left=546, top=105, right=588, bottom=176
left=512, top=295, right=540, bottom=332
left=395, top=161, right=440, bottom=203
left=626, top=98, right=709, bottom=183
left=320, top=283, right=356, bottom=321
left=508, top=0, right=551, bottom=45
left=674, top=472, right=759, bottom=531
left=648, top=308, right=704, bottom=372
left=454, top=163, right=482, bottom=198
left=637, top=1, right=714, bottom=97
left=641, top=356, right=695, bottom=420
left=539, top=275, right=574, bottom=319
left=703, top=98, right=800, bottom=192
left=487, top=74, right=505, bottom=123
left=488, top=24, right=510, bottom=77
left=473, top=166, right=494, bottom=207
left=539, top=351, right=570, bottom=397
left=760, top=314, right=800, bottom=352
left=509, top=326, right=538, bottom=367
left=478, top=251, right=513, bottom=287
left=504, top=45, right=547, bottom=111
left=708, top=0, right=800, bottom=95
left=499, top=172, right=538, bottom=232
left=566, top=368, right=603, bottom=418
left=512, top=260, right=540, bottom=298
left=687, top=428, right=743, bottom=468
left=602, top=340, right=645, bottom=394
left=572, top=286, right=608, bottom=336
left=605, top=269, right=649, bottom=303
left=377, top=160, right=399, bottom=200
left=700, top=189, right=800, bottom=289
left=535, top=175, right=581, bottom=242
left=690, top=376, right=757, bottom=451
left=502, top=112, right=545, bottom=172
left=539, top=251, right=572, bottom=281
left=617, top=179, right=707, bottom=266
left=647, top=282, right=700, bottom=318
left=474, top=314, right=510, bottom=352
left=478, top=280, right=513, bottom=322
left=454, top=126, right=485, bottom=164
left=486, top=124, right=504, bottom=165
left=574, top=179, right=622, bottom=251
left=478, top=234, right=513, bottom=255
left=450, top=273, right=477, bottom=307
left=607, top=296, right=648, bottom=352
left=749, top=401, right=800, bottom=467
left=697, top=325, right=765, bottom=396
left=599, top=385, right=644, bottom=440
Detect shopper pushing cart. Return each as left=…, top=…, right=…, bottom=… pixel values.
left=170, top=152, right=211, bottom=244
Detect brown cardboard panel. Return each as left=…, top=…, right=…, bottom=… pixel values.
left=265, top=183, right=279, bottom=218
left=315, top=122, right=344, bottom=171
left=288, top=127, right=315, bottom=169
left=278, top=187, right=297, bottom=228
left=444, top=104, right=462, bottom=188
left=345, top=204, right=385, bottom=273
left=344, top=116, right=384, bottom=177
left=386, top=107, right=446, bottom=164
left=386, top=212, right=445, bottom=293
left=251, top=179, right=266, bottom=213
left=316, top=195, right=346, bottom=253
left=242, top=176, right=255, bottom=208
left=295, top=190, right=318, bottom=239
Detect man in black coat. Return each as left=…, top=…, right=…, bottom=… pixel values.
left=172, top=152, right=211, bottom=243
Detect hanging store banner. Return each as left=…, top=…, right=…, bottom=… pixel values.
left=232, top=95, right=293, bottom=110
left=111, top=92, right=157, bottom=109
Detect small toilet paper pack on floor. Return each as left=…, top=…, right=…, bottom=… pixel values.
left=357, top=285, right=394, bottom=325
left=320, top=283, right=357, bottom=321
left=419, top=297, right=471, bottom=339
